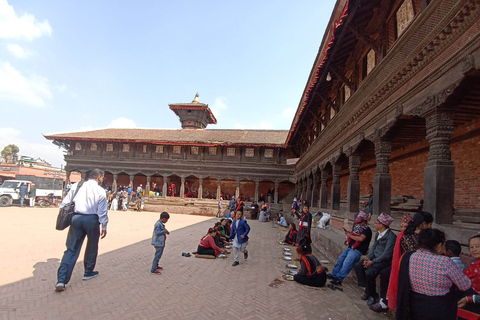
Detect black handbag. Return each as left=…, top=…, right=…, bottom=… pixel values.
left=55, top=181, right=84, bottom=230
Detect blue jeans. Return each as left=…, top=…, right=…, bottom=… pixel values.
left=20, top=196, right=25, bottom=207
left=331, top=248, right=362, bottom=281
left=151, top=246, right=165, bottom=272
left=57, top=214, right=100, bottom=284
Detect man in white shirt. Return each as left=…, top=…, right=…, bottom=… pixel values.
left=55, top=169, right=109, bottom=292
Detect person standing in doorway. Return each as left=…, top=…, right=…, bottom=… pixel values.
left=55, top=169, right=109, bottom=292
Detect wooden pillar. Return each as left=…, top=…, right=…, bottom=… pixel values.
left=274, top=180, right=279, bottom=204
left=146, top=176, right=151, bottom=195
left=373, top=139, right=392, bottom=216
left=254, top=180, right=259, bottom=202
left=306, top=175, right=312, bottom=206
left=319, top=168, right=329, bottom=209
left=423, top=107, right=455, bottom=224
left=347, top=154, right=361, bottom=213
left=162, top=178, right=167, bottom=198
left=216, top=179, right=221, bottom=200
left=180, top=176, right=185, bottom=198
left=235, top=179, right=240, bottom=199
left=198, top=177, right=203, bottom=199
left=311, top=171, right=319, bottom=207
left=330, top=164, right=341, bottom=210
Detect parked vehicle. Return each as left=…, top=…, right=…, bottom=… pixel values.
left=0, top=179, right=62, bottom=207
left=36, top=193, right=61, bottom=207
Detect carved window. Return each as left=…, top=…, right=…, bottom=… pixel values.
left=143, top=145, right=147, bottom=153
left=208, top=147, right=217, bottom=155
left=173, top=146, right=181, bottom=154
left=264, top=149, right=274, bottom=158
left=227, top=148, right=235, bottom=156
left=122, top=144, right=130, bottom=152
left=191, top=146, right=199, bottom=155
left=396, top=0, right=415, bottom=37
left=155, top=145, right=164, bottom=153
left=75, top=143, right=82, bottom=151
left=344, top=86, right=351, bottom=102
left=106, top=144, right=113, bottom=152
left=90, top=143, right=97, bottom=151
left=367, top=49, right=376, bottom=75
left=245, top=148, right=254, bottom=158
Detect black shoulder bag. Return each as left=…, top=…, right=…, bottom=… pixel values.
left=56, top=181, right=84, bottom=230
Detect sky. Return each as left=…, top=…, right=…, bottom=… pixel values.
left=0, top=0, right=336, bottom=167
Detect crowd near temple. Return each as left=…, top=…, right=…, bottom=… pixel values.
left=44, top=0, right=480, bottom=318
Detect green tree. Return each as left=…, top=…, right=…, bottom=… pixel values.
left=1, top=144, right=20, bottom=164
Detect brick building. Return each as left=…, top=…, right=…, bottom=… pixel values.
left=288, top=0, right=480, bottom=242
left=44, top=94, right=296, bottom=203
left=45, top=0, right=480, bottom=241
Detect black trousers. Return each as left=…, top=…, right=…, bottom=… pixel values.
left=197, top=245, right=216, bottom=256
left=354, top=260, right=391, bottom=298
left=293, top=272, right=326, bottom=287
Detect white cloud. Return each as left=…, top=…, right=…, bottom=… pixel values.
left=0, top=0, right=52, bottom=40
left=210, top=97, right=227, bottom=116
left=233, top=121, right=273, bottom=130
left=282, top=107, right=295, bottom=119
left=0, top=127, right=65, bottom=168
left=107, top=118, right=137, bottom=128
left=54, top=84, right=67, bottom=93
left=6, top=44, right=31, bottom=59
left=0, top=61, right=52, bottom=107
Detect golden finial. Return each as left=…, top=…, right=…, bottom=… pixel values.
left=192, top=93, right=200, bottom=103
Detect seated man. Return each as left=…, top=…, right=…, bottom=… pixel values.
left=328, top=211, right=372, bottom=285
left=354, top=213, right=396, bottom=310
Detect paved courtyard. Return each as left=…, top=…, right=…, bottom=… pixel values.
left=0, top=207, right=387, bottom=320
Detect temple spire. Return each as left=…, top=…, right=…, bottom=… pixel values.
left=192, top=93, right=200, bottom=103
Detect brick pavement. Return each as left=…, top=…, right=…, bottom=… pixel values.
left=0, top=215, right=388, bottom=320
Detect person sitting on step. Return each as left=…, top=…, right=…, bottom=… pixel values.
left=293, top=237, right=326, bottom=287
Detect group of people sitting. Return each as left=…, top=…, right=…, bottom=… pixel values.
left=195, top=210, right=251, bottom=266
left=283, top=199, right=479, bottom=319
left=324, top=210, right=480, bottom=319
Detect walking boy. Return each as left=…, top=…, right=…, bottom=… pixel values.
left=230, top=211, right=250, bottom=266
left=151, top=212, right=170, bottom=274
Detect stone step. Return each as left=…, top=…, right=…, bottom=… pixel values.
left=453, top=215, right=480, bottom=224
left=454, top=209, right=480, bottom=217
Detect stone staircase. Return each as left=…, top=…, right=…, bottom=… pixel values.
left=144, top=197, right=219, bottom=216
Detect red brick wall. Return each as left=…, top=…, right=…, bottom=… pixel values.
left=327, top=118, right=480, bottom=210
left=451, top=134, right=480, bottom=209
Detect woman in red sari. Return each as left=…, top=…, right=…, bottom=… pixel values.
left=387, top=211, right=433, bottom=311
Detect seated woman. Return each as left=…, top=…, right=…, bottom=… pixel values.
left=219, top=219, right=230, bottom=241
left=396, top=228, right=471, bottom=320
left=293, top=237, right=326, bottom=287
left=276, top=213, right=288, bottom=227
left=214, top=226, right=227, bottom=248
left=197, top=228, right=227, bottom=257
left=284, top=223, right=298, bottom=245
left=458, top=235, right=480, bottom=315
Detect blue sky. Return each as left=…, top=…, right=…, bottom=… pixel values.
left=0, top=0, right=336, bottom=167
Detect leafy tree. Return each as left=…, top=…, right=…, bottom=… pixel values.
left=1, top=144, right=20, bottom=164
